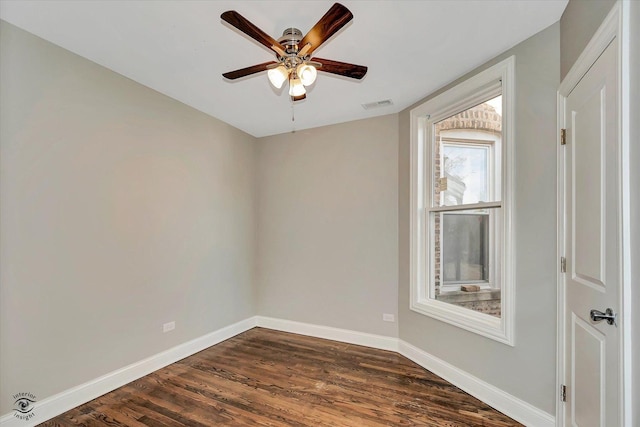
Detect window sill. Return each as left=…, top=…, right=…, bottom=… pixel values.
left=436, top=289, right=501, bottom=318
left=437, top=289, right=501, bottom=304
left=410, top=295, right=512, bottom=345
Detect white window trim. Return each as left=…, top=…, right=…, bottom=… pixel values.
left=409, top=56, right=515, bottom=346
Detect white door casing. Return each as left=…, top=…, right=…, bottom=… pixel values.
left=558, top=13, right=623, bottom=427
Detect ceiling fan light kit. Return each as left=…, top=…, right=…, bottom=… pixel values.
left=289, top=75, right=306, bottom=97
left=297, top=63, right=318, bottom=86
left=221, top=3, right=368, bottom=102
left=267, top=65, right=288, bottom=89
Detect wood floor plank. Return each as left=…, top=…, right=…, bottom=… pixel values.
left=39, top=328, right=523, bottom=426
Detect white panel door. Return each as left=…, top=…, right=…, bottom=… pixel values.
left=564, top=38, right=619, bottom=427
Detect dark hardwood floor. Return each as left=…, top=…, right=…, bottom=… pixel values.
left=40, top=328, right=522, bottom=426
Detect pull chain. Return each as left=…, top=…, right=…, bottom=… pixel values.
left=290, top=97, right=296, bottom=133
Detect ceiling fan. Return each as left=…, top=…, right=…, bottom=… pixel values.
left=221, top=3, right=368, bottom=102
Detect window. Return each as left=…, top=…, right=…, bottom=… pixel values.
left=410, top=57, right=514, bottom=345
left=437, top=129, right=499, bottom=296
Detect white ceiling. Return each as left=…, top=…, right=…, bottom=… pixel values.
left=0, top=0, right=567, bottom=137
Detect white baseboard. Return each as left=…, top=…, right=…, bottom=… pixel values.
left=398, top=340, right=556, bottom=427
left=254, top=316, right=399, bottom=352
left=0, top=317, right=257, bottom=427
left=2, top=316, right=555, bottom=427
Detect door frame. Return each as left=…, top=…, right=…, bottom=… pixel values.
left=556, top=1, right=632, bottom=425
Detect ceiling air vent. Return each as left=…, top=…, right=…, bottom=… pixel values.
left=361, top=99, right=393, bottom=110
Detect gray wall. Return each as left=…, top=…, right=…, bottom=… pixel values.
left=255, top=116, right=399, bottom=337
left=0, top=21, right=257, bottom=414
left=560, top=0, right=617, bottom=78
left=629, top=2, right=640, bottom=424
left=398, top=23, right=560, bottom=415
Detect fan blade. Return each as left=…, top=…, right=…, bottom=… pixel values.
left=221, top=10, right=282, bottom=55
left=298, top=3, right=353, bottom=56
left=313, top=57, right=367, bottom=80
left=291, top=94, right=306, bottom=102
left=223, top=61, right=278, bottom=80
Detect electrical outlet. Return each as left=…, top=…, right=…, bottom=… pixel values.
left=163, top=321, right=175, bottom=333
left=382, top=313, right=395, bottom=322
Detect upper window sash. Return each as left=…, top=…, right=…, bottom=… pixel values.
left=428, top=86, right=503, bottom=211
left=439, top=136, right=497, bottom=207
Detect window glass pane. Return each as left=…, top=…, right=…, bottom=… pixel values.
left=442, top=212, right=489, bottom=283
left=442, top=145, right=489, bottom=205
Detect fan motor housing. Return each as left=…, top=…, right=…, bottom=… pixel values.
left=278, top=28, right=303, bottom=55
